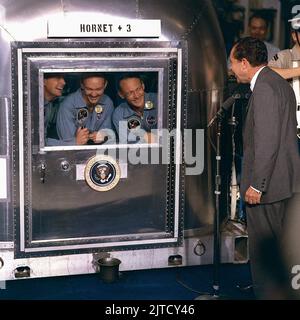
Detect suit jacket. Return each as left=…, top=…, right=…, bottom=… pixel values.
left=240, top=67, right=300, bottom=204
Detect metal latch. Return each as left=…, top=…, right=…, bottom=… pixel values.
left=40, top=162, right=46, bottom=183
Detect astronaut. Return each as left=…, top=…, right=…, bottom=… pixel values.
left=43, top=73, right=66, bottom=146
left=56, top=73, right=114, bottom=145
left=113, top=74, right=157, bottom=143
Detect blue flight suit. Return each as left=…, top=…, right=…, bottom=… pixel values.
left=56, top=88, right=114, bottom=145
left=44, top=98, right=67, bottom=146
left=112, top=92, right=157, bottom=143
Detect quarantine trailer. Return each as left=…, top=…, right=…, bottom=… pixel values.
left=0, top=0, right=248, bottom=281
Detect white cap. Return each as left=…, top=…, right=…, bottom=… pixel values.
left=289, top=17, right=300, bottom=30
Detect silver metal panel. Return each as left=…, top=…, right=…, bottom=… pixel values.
left=174, top=48, right=182, bottom=236
left=17, top=49, right=25, bottom=251
left=139, top=0, right=227, bottom=229
left=0, top=3, right=12, bottom=96
left=0, top=0, right=226, bottom=232
left=0, top=97, right=12, bottom=241
left=0, top=0, right=228, bottom=276
left=0, top=222, right=248, bottom=281
left=11, top=41, right=184, bottom=255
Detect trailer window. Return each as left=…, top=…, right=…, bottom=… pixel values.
left=42, top=71, right=161, bottom=148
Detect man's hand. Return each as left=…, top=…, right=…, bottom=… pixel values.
left=76, top=127, right=89, bottom=145
left=245, top=187, right=262, bottom=205
left=89, top=131, right=105, bottom=144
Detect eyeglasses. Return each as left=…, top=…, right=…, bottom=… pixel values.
left=123, top=85, right=144, bottom=99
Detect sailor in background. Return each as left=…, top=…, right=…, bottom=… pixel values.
left=227, top=12, right=280, bottom=72
left=268, top=19, right=300, bottom=74
left=113, top=74, right=157, bottom=143
left=247, top=12, right=280, bottom=61
left=56, top=73, right=114, bottom=145
left=268, top=18, right=300, bottom=150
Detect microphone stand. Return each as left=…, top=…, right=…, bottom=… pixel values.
left=196, top=108, right=225, bottom=300
left=228, top=103, right=239, bottom=221
left=212, top=118, right=222, bottom=298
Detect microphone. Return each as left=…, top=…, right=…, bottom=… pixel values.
left=207, top=96, right=236, bottom=128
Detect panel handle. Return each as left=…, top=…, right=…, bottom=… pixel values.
left=40, top=162, right=46, bottom=183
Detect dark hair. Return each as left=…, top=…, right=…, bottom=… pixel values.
left=249, top=12, right=269, bottom=29
left=292, top=28, right=300, bottom=34
left=292, top=28, right=300, bottom=47
left=80, top=72, right=107, bottom=83
left=44, top=73, right=64, bottom=79
left=118, top=74, right=143, bottom=91
left=233, top=37, right=268, bottom=67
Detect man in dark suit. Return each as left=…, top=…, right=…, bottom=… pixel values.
left=229, top=37, right=300, bottom=299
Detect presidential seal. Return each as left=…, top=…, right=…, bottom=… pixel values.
left=84, top=155, right=121, bottom=192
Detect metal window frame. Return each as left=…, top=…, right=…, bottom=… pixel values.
left=13, top=42, right=185, bottom=255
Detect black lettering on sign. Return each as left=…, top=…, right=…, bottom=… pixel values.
left=80, top=24, right=85, bottom=32
left=127, top=24, right=131, bottom=32
left=80, top=23, right=114, bottom=33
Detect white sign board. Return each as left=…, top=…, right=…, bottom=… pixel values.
left=48, top=18, right=161, bottom=38
left=0, top=158, right=7, bottom=200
